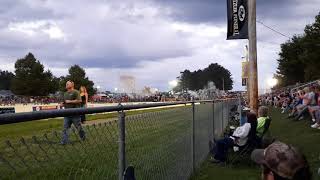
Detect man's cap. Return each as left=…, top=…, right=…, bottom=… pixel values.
left=251, top=141, right=307, bottom=179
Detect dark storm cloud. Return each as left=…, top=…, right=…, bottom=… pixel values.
left=153, top=0, right=303, bottom=24
left=153, top=0, right=318, bottom=47
left=53, top=47, right=192, bottom=68
left=154, top=0, right=226, bottom=24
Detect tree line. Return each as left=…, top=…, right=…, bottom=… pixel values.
left=0, top=53, right=96, bottom=96
left=275, top=12, right=320, bottom=87
left=174, top=63, right=233, bottom=92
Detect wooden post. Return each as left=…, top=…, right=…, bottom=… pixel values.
left=248, top=0, right=258, bottom=113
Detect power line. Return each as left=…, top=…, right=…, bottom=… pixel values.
left=257, top=39, right=282, bottom=46
left=256, top=20, right=291, bottom=39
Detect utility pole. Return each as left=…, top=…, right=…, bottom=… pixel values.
left=248, top=0, right=258, bottom=113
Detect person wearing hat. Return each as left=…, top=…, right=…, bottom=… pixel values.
left=251, top=141, right=312, bottom=180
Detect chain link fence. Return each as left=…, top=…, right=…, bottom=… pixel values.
left=126, top=106, right=193, bottom=180
left=0, top=120, right=119, bottom=179
left=0, top=99, right=239, bottom=180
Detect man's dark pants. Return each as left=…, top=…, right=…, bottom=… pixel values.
left=62, top=116, right=86, bottom=144
left=213, top=137, right=234, bottom=162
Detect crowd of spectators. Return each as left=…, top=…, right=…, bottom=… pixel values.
left=0, top=94, right=176, bottom=106
left=90, top=93, right=174, bottom=103
left=260, top=82, right=320, bottom=129
left=0, top=96, right=60, bottom=106
left=0, top=88, right=249, bottom=109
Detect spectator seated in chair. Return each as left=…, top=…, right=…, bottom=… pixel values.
left=256, top=106, right=273, bottom=147
left=257, top=106, right=270, bottom=138
left=209, top=112, right=257, bottom=163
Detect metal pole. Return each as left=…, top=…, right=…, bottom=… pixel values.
left=191, top=102, right=195, bottom=172
left=238, top=96, right=242, bottom=126
left=222, top=78, right=225, bottom=91
left=221, top=102, right=224, bottom=131
left=226, top=101, right=229, bottom=126
left=118, top=111, right=126, bottom=180
left=212, top=102, right=215, bottom=139
left=248, top=0, right=258, bottom=113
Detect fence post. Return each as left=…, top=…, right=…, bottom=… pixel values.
left=221, top=102, right=224, bottom=131
left=238, top=97, right=242, bottom=120
left=118, top=110, right=126, bottom=180
left=191, top=102, right=195, bottom=172
left=226, top=101, right=229, bottom=126
left=212, top=102, right=215, bottom=139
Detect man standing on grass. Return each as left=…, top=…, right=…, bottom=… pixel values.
left=60, top=80, right=86, bottom=144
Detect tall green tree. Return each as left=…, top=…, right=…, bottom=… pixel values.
left=0, top=70, right=15, bottom=90
left=180, top=70, right=192, bottom=91
left=176, top=63, right=233, bottom=91
left=276, top=12, right=320, bottom=87
left=276, top=36, right=305, bottom=86
left=59, top=65, right=96, bottom=96
left=11, top=53, right=58, bottom=96
left=301, top=12, right=320, bottom=81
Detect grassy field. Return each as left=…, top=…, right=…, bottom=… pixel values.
left=192, top=107, right=320, bottom=180
left=0, top=104, right=196, bottom=179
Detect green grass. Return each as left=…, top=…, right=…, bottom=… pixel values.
left=0, top=105, right=185, bottom=142
left=192, top=107, right=320, bottom=180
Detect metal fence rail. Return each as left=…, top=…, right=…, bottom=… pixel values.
left=0, top=99, right=239, bottom=180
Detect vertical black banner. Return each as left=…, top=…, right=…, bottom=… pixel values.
left=227, top=0, right=248, bottom=40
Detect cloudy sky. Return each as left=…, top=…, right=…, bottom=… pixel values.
left=0, top=0, right=319, bottom=92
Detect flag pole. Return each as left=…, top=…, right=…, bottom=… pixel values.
left=248, top=0, right=258, bottom=113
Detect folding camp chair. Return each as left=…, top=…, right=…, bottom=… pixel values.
left=226, top=117, right=272, bottom=165
left=226, top=136, right=258, bottom=166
